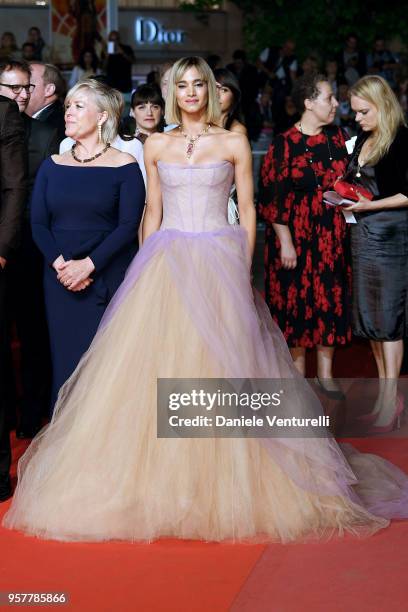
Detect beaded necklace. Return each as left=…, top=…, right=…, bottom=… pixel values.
left=71, top=142, right=111, bottom=164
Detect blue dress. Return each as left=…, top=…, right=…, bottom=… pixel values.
left=31, top=158, right=145, bottom=406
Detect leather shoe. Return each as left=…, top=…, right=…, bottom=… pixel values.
left=0, top=476, right=12, bottom=502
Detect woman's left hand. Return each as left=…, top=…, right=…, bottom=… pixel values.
left=345, top=192, right=375, bottom=212
left=57, top=257, right=95, bottom=290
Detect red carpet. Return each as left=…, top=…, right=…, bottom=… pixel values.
left=0, top=433, right=407, bottom=611
left=1, top=339, right=407, bottom=610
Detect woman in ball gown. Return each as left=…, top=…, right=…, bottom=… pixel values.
left=3, top=57, right=408, bottom=543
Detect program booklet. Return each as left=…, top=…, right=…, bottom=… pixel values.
left=323, top=191, right=357, bottom=224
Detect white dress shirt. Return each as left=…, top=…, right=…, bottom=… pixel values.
left=32, top=103, right=54, bottom=119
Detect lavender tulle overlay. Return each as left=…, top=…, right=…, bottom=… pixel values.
left=3, top=161, right=408, bottom=542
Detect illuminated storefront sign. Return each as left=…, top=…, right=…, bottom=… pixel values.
left=135, top=18, right=186, bottom=45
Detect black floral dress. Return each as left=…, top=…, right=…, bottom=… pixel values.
left=259, top=125, right=352, bottom=348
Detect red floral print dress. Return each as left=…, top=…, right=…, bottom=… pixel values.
left=259, top=125, right=352, bottom=348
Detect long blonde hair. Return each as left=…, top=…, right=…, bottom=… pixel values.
left=350, top=75, right=406, bottom=165
left=165, top=56, right=221, bottom=126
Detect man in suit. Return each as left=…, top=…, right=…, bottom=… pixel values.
left=0, top=95, right=26, bottom=501
left=0, top=59, right=59, bottom=439
left=25, top=62, right=66, bottom=142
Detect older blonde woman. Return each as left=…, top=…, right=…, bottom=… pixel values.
left=346, top=75, right=408, bottom=428
left=30, top=78, right=145, bottom=408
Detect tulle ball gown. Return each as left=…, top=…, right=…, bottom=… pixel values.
left=4, top=161, right=408, bottom=543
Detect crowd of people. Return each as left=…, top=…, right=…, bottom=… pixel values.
left=0, top=28, right=408, bottom=544
left=234, top=35, right=407, bottom=138
left=0, top=28, right=50, bottom=63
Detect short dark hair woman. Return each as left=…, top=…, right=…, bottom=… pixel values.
left=259, top=73, right=352, bottom=396
left=122, top=84, right=165, bottom=144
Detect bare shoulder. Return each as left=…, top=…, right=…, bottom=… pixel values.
left=209, top=123, right=226, bottom=133
left=109, top=148, right=136, bottom=166
left=51, top=152, right=69, bottom=164
left=144, top=132, right=169, bottom=161
left=230, top=120, right=248, bottom=136
left=118, top=152, right=137, bottom=166
left=219, top=132, right=251, bottom=167
left=150, top=132, right=171, bottom=145
left=211, top=124, right=247, bottom=143
left=224, top=130, right=251, bottom=153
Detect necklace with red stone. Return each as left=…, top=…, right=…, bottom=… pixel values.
left=299, top=122, right=335, bottom=189
left=179, top=123, right=211, bottom=159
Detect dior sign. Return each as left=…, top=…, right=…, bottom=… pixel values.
left=135, top=18, right=186, bottom=45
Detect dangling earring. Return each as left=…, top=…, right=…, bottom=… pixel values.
left=98, top=124, right=102, bottom=144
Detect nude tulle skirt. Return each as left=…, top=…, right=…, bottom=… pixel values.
left=3, top=228, right=408, bottom=542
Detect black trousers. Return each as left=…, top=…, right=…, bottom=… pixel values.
left=8, top=223, right=51, bottom=428
left=0, top=266, right=11, bottom=479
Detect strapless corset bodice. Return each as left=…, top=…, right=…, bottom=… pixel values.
left=158, top=161, right=234, bottom=232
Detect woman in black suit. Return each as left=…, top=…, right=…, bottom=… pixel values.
left=347, top=76, right=408, bottom=428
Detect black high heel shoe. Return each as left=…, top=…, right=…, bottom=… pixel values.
left=314, top=376, right=346, bottom=401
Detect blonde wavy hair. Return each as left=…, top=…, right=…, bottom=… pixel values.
left=350, top=75, right=406, bottom=165
left=65, top=78, right=123, bottom=144
left=165, top=56, right=221, bottom=125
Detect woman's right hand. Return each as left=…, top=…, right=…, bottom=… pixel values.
left=279, top=242, right=297, bottom=269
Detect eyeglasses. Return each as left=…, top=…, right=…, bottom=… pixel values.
left=0, top=83, right=35, bottom=94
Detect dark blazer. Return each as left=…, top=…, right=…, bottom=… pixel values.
left=22, top=114, right=60, bottom=198
left=35, top=101, right=66, bottom=143
left=355, top=126, right=408, bottom=199
left=0, top=96, right=27, bottom=259
left=7, top=115, right=58, bottom=428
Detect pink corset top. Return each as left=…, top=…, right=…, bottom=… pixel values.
left=158, top=161, right=234, bottom=232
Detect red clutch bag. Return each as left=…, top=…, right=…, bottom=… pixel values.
left=334, top=180, right=373, bottom=201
